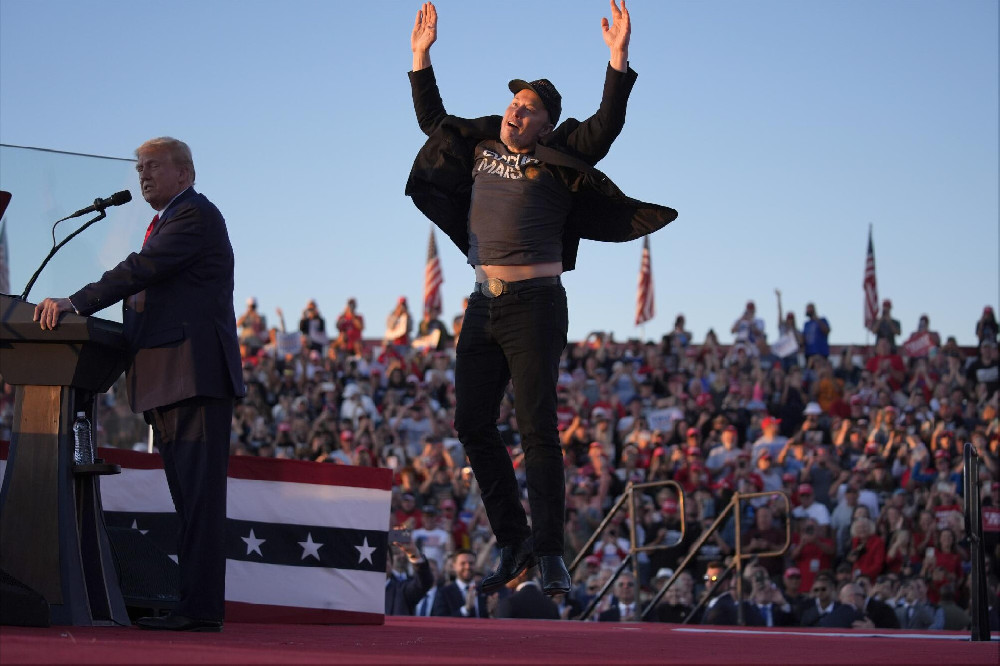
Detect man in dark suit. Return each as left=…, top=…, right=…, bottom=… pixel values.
left=431, top=549, right=489, bottom=618
left=35, top=137, right=244, bottom=632
left=598, top=571, right=641, bottom=622
left=495, top=567, right=559, bottom=620
left=799, top=572, right=859, bottom=628
left=894, top=577, right=943, bottom=630
left=855, top=575, right=900, bottom=629
left=385, top=542, right=434, bottom=616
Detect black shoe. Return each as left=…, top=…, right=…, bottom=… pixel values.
left=135, top=614, right=223, bottom=632
left=481, top=538, right=535, bottom=593
left=538, top=555, right=571, bottom=596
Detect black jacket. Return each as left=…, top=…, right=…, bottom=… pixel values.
left=385, top=559, right=434, bottom=616
left=405, top=65, right=677, bottom=272
left=431, top=580, right=489, bottom=618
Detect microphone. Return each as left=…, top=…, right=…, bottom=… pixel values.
left=61, top=190, right=133, bottom=221
left=21, top=190, right=134, bottom=300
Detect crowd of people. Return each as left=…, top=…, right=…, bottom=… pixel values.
left=21, top=294, right=996, bottom=627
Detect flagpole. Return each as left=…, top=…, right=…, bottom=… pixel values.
left=865, top=224, right=870, bottom=352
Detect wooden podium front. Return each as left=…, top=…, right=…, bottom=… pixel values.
left=0, top=294, right=130, bottom=626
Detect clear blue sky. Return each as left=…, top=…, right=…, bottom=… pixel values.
left=1, top=0, right=996, bottom=346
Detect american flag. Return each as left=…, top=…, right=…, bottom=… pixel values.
left=0, top=447, right=393, bottom=625
left=423, top=227, right=443, bottom=318
left=863, top=225, right=878, bottom=330
left=635, top=235, right=654, bottom=326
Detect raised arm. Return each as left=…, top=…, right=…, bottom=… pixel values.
left=411, top=2, right=437, bottom=72
left=602, top=0, right=631, bottom=73
left=544, top=1, right=637, bottom=165
left=408, top=2, right=448, bottom=135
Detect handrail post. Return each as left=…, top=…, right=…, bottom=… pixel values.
left=964, top=442, right=990, bottom=641
left=734, top=492, right=744, bottom=626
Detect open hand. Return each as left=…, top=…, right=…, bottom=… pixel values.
left=412, top=2, right=437, bottom=54
left=601, top=0, right=631, bottom=71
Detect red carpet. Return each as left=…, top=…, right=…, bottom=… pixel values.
left=1, top=618, right=996, bottom=665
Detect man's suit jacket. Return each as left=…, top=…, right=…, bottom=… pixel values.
left=599, top=595, right=643, bottom=622
left=70, top=187, right=245, bottom=412
left=800, top=600, right=862, bottom=628
left=385, top=560, right=434, bottom=616
left=864, top=597, right=901, bottom=629
left=895, top=601, right=938, bottom=630
left=701, top=593, right=796, bottom=627
left=496, top=582, right=559, bottom=620
left=430, top=580, right=489, bottom=618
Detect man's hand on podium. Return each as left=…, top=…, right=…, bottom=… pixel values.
left=33, top=297, right=75, bottom=330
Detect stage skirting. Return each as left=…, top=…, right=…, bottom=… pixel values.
left=0, top=444, right=392, bottom=625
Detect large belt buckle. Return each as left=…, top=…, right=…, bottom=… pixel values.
left=481, top=277, right=506, bottom=298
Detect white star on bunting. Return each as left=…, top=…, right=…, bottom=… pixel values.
left=298, top=532, right=324, bottom=561
left=354, top=537, right=376, bottom=565
left=242, top=528, right=266, bottom=557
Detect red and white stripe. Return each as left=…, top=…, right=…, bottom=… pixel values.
left=863, top=226, right=878, bottom=330
left=423, top=227, right=443, bottom=318
left=635, top=235, right=654, bottom=326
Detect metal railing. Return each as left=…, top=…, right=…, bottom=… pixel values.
left=568, top=481, right=792, bottom=624
left=568, top=480, right=685, bottom=621
left=638, top=490, right=791, bottom=624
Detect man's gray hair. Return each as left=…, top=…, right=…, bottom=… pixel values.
left=136, top=137, right=195, bottom=182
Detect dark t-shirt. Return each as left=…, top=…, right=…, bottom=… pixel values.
left=467, top=140, right=571, bottom=266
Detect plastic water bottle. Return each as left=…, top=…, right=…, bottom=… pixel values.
left=73, top=411, right=94, bottom=466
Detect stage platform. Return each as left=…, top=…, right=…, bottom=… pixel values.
left=1, top=617, right=997, bottom=665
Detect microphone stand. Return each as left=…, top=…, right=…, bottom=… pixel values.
left=20, top=210, right=106, bottom=301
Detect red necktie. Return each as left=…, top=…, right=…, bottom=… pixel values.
left=143, top=214, right=159, bottom=247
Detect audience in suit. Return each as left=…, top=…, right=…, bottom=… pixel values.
left=895, top=577, right=944, bottom=630
left=431, top=549, right=489, bottom=618
left=385, top=543, right=434, bottom=616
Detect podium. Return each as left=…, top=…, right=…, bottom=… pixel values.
left=0, top=294, right=130, bottom=626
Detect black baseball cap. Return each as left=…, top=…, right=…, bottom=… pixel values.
left=508, top=78, right=562, bottom=125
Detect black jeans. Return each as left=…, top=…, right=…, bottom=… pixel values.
left=454, top=283, right=568, bottom=555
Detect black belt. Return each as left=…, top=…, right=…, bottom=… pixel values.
left=474, top=276, right=561, bottom=298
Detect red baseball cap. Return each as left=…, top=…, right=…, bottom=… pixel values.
left=798, top=483, right=814, bottom=495
left=661, top=499, right=679, bottom=514
left=761, top=416, right=781, bottom=428
left=784, top=567, right=802, bottom=578
left=686, top=427, right=700, bottom=437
